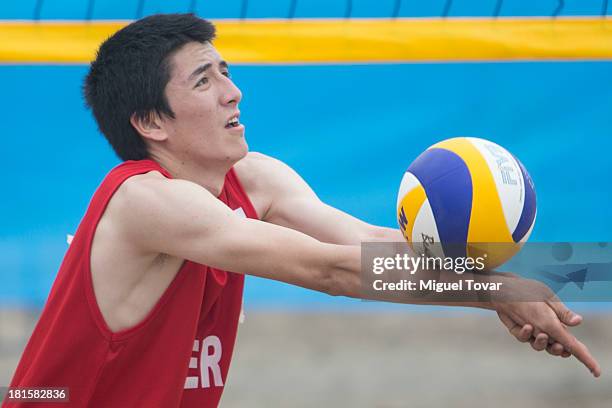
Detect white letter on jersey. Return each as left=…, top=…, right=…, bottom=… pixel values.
left=200, top=335, right=224, bottom=388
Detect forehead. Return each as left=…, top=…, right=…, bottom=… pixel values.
left=168, top=41, right=222, bottom=82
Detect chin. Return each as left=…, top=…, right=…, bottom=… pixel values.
left=235, top=138, right=249, bottom=160
left=224, top=139, right=249, bottom=164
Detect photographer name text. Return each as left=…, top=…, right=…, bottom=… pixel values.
left=372, top=279, right=503, bottom=292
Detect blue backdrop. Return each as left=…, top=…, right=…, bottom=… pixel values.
left=1, top=61, right=611, bottom=308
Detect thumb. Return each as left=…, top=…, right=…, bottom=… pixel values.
left=548, top=299, right=582, bottom=326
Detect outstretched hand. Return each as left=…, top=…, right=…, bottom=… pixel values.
left=497, top=311, right=573, bottom=357
left=492, top=276, right=601, bottom=377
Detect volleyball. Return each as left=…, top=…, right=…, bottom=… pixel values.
left=397, top=137, right=537, bottom=269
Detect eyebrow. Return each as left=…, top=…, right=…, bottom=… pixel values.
left=188, top=60, right=230, bottom=82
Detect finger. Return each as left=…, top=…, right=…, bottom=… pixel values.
left=498, top=312, right=532, bottom=343
left=497, top=311, right=514, bottom=328
left=548, top=336, right=572, bottom=353
left=546, top=342, right=565, bottom=357
left=530, top=333, right=549, bottom=351
left=532, top=323, right=571, bottom=355
left=537, top=333, right=549, bottom=351
left=546, top=297, right=582, bottom=326
left=542, top=321, right=601, bottom=377
left=545, top=343, right=558, bottom=356
left=518, top=324, right=533, bottom=343
left=529, top=323, right=571, bottom=355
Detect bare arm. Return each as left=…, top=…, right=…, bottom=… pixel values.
left=237, top=152, right=397, bottom=245
left=115, top=173, right=360, bottom=296
left=235, top=153, right=601, bottom=377
left=112, top=168, right=600, bottom=377
left=117, top=173, right=488, bottom=300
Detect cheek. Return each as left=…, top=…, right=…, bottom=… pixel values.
left=175, top=98, right=214, bottom=121
left=172, top=107, right=218, bottom=137
left=170, top=88, right=216, bottom=121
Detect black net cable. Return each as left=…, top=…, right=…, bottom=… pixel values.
left=392, top=0, right=402, bottom=19
left=86, top=0, right=95, bottom=21
left=189, top=0, right=198, bottom=14
left=287, top=0, right=298, bottom=19
left=135, top=0, right=145, bottom=19
left=442, top=0, right=453, bottom=18
left=26, top=0, right=609, bottom=22
left=552, top=0, right=565, bottom=17
left=33, top=0, right=44, bottom=21
left=345, top=0, right=352, bottom=19
left=493, top=0, right=503, bottom=18
left=240, top=0, right=248, bottom=19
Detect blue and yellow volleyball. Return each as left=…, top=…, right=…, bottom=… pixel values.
left=397, top=137, right=537, bottom=268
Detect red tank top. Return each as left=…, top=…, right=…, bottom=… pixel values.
left=5, top=159, right=257, bottom=407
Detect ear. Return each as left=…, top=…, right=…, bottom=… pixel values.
left=130, top=111, right=167, bottom=142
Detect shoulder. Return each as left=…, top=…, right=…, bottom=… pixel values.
left=233, top=152, right=299, bottom=219
left=234, top=151, right=286, bottom=177
left=103, top=169, right=234, bottom=257
left=109, top=171, right=215, bottom=233
left=115, top=170, right=209, bottom=205
left=234, top=152, right=300, bottom=191
left=115, top=170, right=167, bottom=197
left=111, top=171, right=171, bottom=214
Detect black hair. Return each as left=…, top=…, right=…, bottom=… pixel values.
left=83, top=14, right=216, bottom=161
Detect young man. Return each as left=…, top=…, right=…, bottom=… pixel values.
left=5, top=14, right=600, bottom=407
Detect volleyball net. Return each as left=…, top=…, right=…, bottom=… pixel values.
left=1, top=0, right=611, bottom=64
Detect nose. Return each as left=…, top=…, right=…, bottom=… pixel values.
left=221, top=76, right=242, bottom=106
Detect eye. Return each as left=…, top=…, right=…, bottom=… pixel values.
left=195, top=77, right=209, bottom=87
left=222, top=70, right=231, bottom=79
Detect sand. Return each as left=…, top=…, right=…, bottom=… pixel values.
left=2, top=309, right=610, bottom=407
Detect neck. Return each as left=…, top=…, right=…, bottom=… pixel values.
left=148, top=150, right=233, bottom=197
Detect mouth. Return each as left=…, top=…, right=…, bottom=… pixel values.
left=225, top=113, right=241, bottom=129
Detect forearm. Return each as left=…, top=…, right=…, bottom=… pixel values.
left=373, top=269, right=499, bottom=310
left=352, top=227, right=500, bottom=309
left=346, top=268, right=499, bottom=310
left=362, top=226, right=405, bottom=243
left=223, top=219, right=500, bottom=311
left=325, top=244, right=501, bottom=310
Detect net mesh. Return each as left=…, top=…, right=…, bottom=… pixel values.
left=6, top=0, right=611, bottom=21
